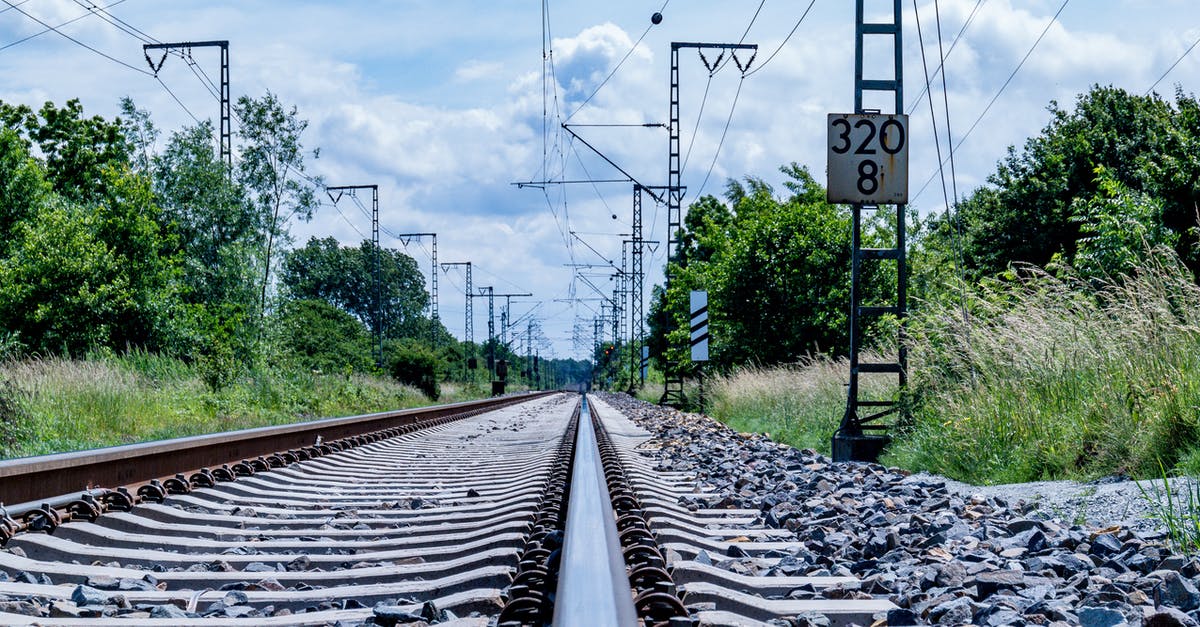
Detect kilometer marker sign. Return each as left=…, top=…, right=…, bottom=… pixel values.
left=826, top=113, right=909, bottom=205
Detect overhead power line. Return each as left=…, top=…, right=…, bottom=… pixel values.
left=743, top=0, right=817, bottom=78
left=1, top=0, right=150, bottom=74
left=564, top=0, right=672, bottom=121
left=1147, top=30, right=1200, bottom=95
left=912, top=0, right=1071, bottom=203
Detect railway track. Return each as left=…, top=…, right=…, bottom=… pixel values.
left=0, top=392, right=897, bottom=626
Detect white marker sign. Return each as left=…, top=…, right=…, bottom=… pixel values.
left=690, top=290, right=709, bottom=363
left=826, top=113, right=909, bottom=204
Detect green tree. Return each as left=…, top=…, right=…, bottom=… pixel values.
left=281, top=237, right=430, bottom=341
left=649, top=164, right=881, bottom=371
left=26, top=99, right=131, bottom=204
left=156, top=121, right=260, bottom=312
left=936, top=86, right=1200, bottom=280
left=275, top=299, right=373, bottom=373
left=0, top=128, right=50, bottom=249
left=0, top=166, right=179, bottom=354
left=235, top=93, right=320, bottom=322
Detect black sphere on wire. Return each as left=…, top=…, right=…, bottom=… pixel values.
left=651, top=12, right=663, bottom=25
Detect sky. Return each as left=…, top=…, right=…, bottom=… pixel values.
left=1, top=0, right=1198, bottom=360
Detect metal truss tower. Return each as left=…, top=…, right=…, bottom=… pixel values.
left=631, top=185, right=646, bottom=388
left=143, top=41, right=230, bottom=171
left=663, top=41, right=757, bottom=406
left=497, top=292, right=533, bottom=347
left=326, top=185, right=382, bottom=368
left=833, top=0, right=909, bottom=462
left=397, top=233, right=438, bottom=343
left=440, top=262, right=473, bottom=345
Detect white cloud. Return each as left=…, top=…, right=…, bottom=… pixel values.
left=454, top=60, right=504, bottom=83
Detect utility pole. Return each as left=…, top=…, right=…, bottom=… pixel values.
left=474, top=286, right=495, bottom=374
left=526, top=320, right=534, bottom=388
left=495, top=293, right=533, bottom=348
left=831, top=0, right=909, bottom=462
left=663, top=41, right=758, bottom=406
left=397, top=233, right=438, bottom=344
left=326, top=185, right=382, bottom=368
left=143, top=41, right=231, bottom=171
left=440, top=262, right=473, bottom=345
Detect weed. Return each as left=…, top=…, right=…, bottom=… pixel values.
left=1139, top=463, right=1200, bottom=554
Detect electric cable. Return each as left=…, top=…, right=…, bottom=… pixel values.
left=934, top=0, right=960, bottom=208
left=1147, top=29, right=1200, bottom=95
left=743, top=0, right=817, bottom=78
left=1, top=0, right=150, bottom=74
left=912, top=0, right=1070, bottom=203
left=696, top=77, right=745, bottom=198
left=564, top=0, right=671, bottom=121
left=906, top=0, right=987, bottom=115
left=915, top=0, right=969, bottom=324
left=0, top=0, right=128, bottom=51
left=71, top=0, right=150, bottom=43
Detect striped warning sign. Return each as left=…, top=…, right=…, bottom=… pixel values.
left=690, top=290, right=708, bottom=362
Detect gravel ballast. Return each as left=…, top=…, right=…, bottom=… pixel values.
left=598, top=392, right=1200, bottom=627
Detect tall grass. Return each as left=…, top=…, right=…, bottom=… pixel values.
left=888, top=250, right=1200, bottom=484
left=0, top=354, right=462, bottom=459
left=708, top=359, right=845, bottom=452
left=706, top=356, right=896, bottom=455
left=700, top=249, right=1200, bottom=485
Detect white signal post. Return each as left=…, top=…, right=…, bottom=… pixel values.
left=826, top=113, right=909, bottom=205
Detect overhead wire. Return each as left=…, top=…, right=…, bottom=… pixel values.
left=1147, top=29, right=1200, bottom=95
left=914, top=0, right=969, bottom=325
left=1, top=0, right=151, bottom=75
left=911, top=0, right=1071, bottom=203
left=696, top=76, right=745, bottom=198
left=906, top=0, right=987, bottom=115
left=743, top=0, right=817, bottom=78
left=934, top=0, right=960, bottom=208
left=0, top=0, right=126, bottom=52
left=564, top=0, right=671, bottom=122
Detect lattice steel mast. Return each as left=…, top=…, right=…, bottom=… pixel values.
left=326, top=185, right=382, bottom=368
left=143, top=41, right=231, bottom=171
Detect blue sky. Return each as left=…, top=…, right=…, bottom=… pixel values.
left=1, top=0, right=1198, bottom=359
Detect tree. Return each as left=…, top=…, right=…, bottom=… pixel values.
left=281, top=237, right=430, bottom=341
left=0, top=128, right=50, bottom=251
left=649, top=164, right=883, bottom=371
left=275, top=299, right=372, bottom=373
left=934, top=86, right=1200, bottom=281
left=156, top=122, right=260, bottom=309
left=0, top=166, right=179, bottom=355
left=235, top=93, right=320, bottom=322
left=26, top=99, right=131, bottom=204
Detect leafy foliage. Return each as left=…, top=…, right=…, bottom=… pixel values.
left=388, top=341, right=441, bottom=400
left=275, top=299, right=372, bottom=374
left=649, top=164, right=891, bottom=371
left=932, top=86, right=1200, bottom=281
left=281, top=237, right=431, bottom=340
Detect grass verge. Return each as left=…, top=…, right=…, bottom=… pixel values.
left=702, top=250, right=1200, bottom=485
left=0, top=354, right=482, bottom=458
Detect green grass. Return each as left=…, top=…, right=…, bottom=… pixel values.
left=887, top=253, right=1200, bottom=484
left=701, top=250, right=1200, bottom=485
left=705, top=356, right=895, bottom=455
left=0, top=354, right=484, bottom=459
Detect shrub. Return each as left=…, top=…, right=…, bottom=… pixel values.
left=388, top=343, right=440, bottom=400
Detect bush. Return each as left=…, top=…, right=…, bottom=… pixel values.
left=275, top=299, right=372, bottom=374
left=388, top=343, right=440, bottom=400
left=888, top=249, right=1200, bottom=483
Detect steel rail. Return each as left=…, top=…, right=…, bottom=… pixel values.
left=553, top=394, right=638, bottom=626
left=0, top=392, right=553, bottom=508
